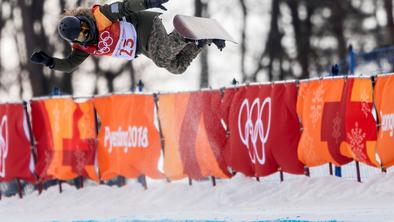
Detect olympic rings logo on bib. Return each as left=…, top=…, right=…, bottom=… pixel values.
left=97, top=31, right=113, bottom=55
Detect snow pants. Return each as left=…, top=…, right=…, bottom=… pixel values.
left=147, top=16, right=202, bottom=74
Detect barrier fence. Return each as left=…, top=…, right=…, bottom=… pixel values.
left=1, top=72, right=394, bottom=199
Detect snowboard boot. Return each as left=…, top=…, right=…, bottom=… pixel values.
left=185, top=38, right=226, bottom=51
left=212, top=39, right=226, bottom=51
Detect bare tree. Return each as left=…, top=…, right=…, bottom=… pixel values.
left=58, top=0, right=73, bottom=94
left=238, top=0, right=248, bottom=82
left=250, top=0, right=286, bottom=81
left=285, top=0, right=314, bottom=79
left=17, top=0, right=51, bottom=96
left=195, top=0, right=209, bottom=88
left=330, top=0, right=348, bottom=62
left=92, top=57, right=135, bottom=93
left=0, top=0, right=4, bottom=77
left=384, top=0, right=394, bottom=44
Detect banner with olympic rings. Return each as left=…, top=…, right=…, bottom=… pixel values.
left=0, top=103, right=36, bottom=183
left=223, top=83, right=304, bottom=177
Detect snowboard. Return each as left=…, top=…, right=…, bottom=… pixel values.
left=173, top=15, right=237, bottom=50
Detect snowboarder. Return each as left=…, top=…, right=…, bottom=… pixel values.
left=30, top=0, right=224, bottom=74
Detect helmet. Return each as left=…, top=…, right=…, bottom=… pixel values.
left=58, top=16, right=97, bottom=45
left=58, top=16, right=81, bottom=43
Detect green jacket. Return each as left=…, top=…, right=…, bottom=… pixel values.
left=53, top=0, right=161, bottom=73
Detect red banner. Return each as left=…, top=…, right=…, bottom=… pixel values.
left=342, top=78, right=378, bottom=167
left=224, top=83, right=304, bottom=177
left=31, top=98, right=98, bottom=181
left=0, top=103, right=35, bottom=182
left=158, top=91, right=231, bottom=180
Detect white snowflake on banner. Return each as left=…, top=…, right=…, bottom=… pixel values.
left=332, top=112, right=342, bottom=144
left=303, top=132, right=318, bottom=161
left=74, top=149, right=86, bottom=175
left=360, top=89, right=371, bottom=118
left=310, top=84, right=325, bottom=128
left=347, top=122, right=367, bottom=161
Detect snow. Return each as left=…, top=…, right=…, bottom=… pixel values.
left=1, top=171, right=394, bottom=222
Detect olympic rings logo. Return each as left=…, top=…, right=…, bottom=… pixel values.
left=0, top=116, right=8, bottom=178
left=238, top=98, right=271, bottom=165
left=97, top=31, right=113, bottom=54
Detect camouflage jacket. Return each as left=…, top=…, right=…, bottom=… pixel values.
left=53, top=0, right=160, bottom=73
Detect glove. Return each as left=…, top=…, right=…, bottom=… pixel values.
left=30, top=50, right=54, bottom=68
left=145, top=0, right=169, bottom=10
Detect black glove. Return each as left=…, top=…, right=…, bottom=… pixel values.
left=145, top=0, right=169, bottom=10
left=30, top=50, right=54, bottom=68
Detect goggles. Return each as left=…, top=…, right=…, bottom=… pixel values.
left=74, top=21, right=90, bottom=43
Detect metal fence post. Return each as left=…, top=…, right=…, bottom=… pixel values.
left=136, top=80, right=148, bottom=190
left=329, top=65, right=343, bottom=178
left=348, top=44, right=356, bottom=75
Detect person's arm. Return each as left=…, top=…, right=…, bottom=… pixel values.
left=99, top=0, right=168, bottom=21
left=30, top=49, right=90, bottom=73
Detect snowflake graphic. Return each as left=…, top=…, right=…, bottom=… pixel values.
left=310, top=84, right=325, bottom=128
left=360, top=89, right=371, bottom=118
left=347, top=122, right=367, bottom=161
left=74, top=149, right=86, bottom=175
left=302, top=132, right=318, bottom=161
left=312, top=84, right=325, bottom=104
left=332, top=112, right=342, bottom=144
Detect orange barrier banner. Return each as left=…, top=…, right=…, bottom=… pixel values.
left=31, top=98, right=98, bottom=181
left=297, top=79, right=352, bottom=167
left=0, top=103, right=36, bottom=183
left=158, top=91, right=231, bottom=180
left=375, top=74, right=394, bottom=168
left=94, top=95, right=164, bottom=180
left=342, top=78, right=378, bottom=167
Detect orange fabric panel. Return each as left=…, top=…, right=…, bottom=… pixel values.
left=94, top=95, right=164, bottom=180
left=195, top=109, right=230, bottom=179
left=93, top=5, right=113, bottom=32
left=158, top=94, right=188, bottom=180
left=297, top=79, right=351, bottom=167
left=32, top=98, right=98, bottom=181
left=75, top=100, right=99, bottom=181
left=158, top=91, right=230, bottom=180
left=45, top=99, right=74, bottom=179
left=375, top=74, right=394, bottom=168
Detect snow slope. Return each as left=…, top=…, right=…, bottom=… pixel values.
left=1, top=172, right=394, bottom=222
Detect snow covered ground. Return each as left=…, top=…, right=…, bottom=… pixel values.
left=1, top=170, right=394, bottom=222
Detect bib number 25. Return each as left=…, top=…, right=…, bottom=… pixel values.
left=120, top=38, right=134, bottom=56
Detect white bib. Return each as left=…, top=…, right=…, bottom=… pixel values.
left=112, top=21, right=138, bottom=60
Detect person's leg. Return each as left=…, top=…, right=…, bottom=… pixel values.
left=147, top=17, right=189, bottom=69
left=166, top=43, right=203, bottom=74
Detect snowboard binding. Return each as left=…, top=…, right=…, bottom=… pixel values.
left=194, top=39, right=226, bottom=51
